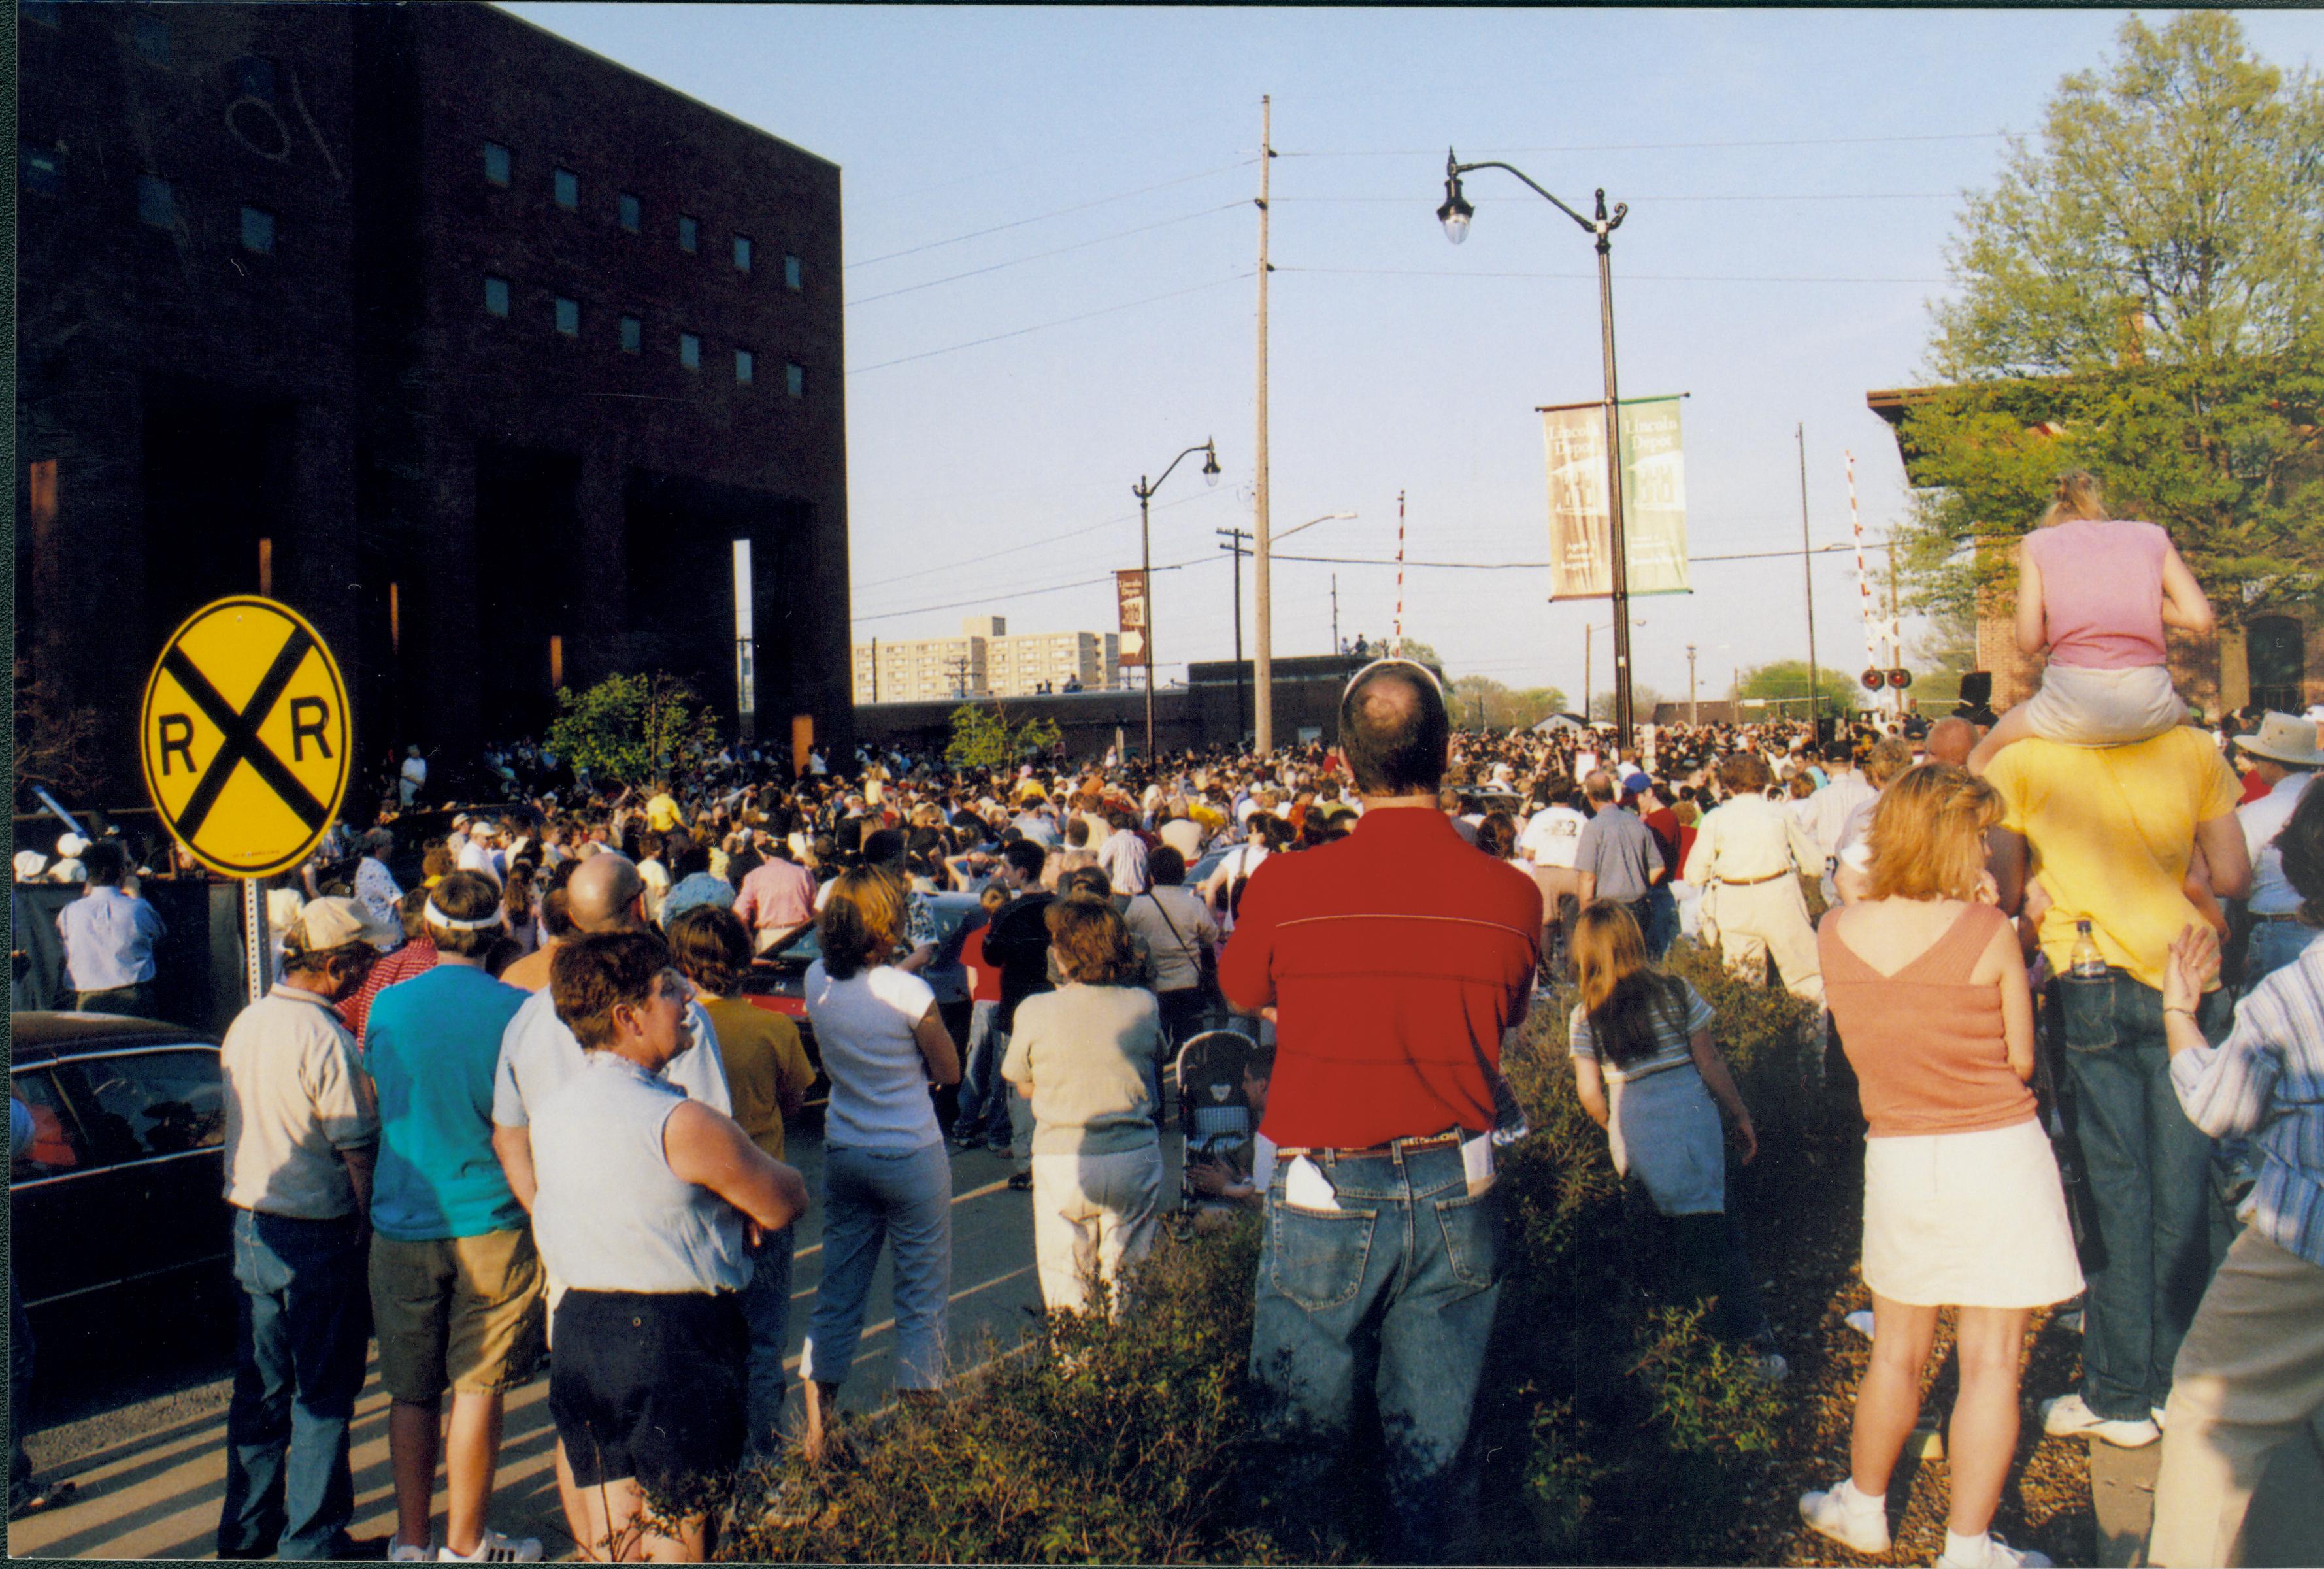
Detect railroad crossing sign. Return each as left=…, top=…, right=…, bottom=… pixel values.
left=139, top=596, right=352, bottom=878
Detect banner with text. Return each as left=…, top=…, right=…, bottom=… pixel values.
left=1116, top=568, right=1149, bottom=665
left=1540, top=395, right=1691, bottom=600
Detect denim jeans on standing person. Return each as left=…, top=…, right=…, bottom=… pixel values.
left=1670, top=1211, right=1774, bottom=1347
left=1642, top=883, right=1680, bottom=961
left=1247, top=1141, right=1499, bottom=1564
left=2244, top=919, right=2320, bottom=986
left=799, top=1142, right=952, bottom=1392
left=216, top=1210, right=370, bottom=1560
left=953, top=1006, right=1013, bottom=1148
left=2052, top=967, right=2227, bottom=1422
left=740, top=1223, right=797, bottom=1457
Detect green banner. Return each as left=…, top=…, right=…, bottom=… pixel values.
left=1541, top=396, right=1691, bottom=599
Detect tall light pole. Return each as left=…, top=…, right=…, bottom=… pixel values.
left=1686, top=643, right=1698, bottom=725
left=1582, top=616, right=1644, bottom=722
left=1133, top=438, right=1221, bottom=758
left=1439, top=148, right=1637, bottom=747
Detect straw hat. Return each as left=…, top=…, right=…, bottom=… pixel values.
left=2234, top=712, right=2324, bottom=768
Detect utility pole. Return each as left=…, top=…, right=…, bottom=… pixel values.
left=870, top=636, right=878, bottom=703
left=1687, top=643, right=1698, bottom=725
left=1330, top=574, right=1339, bottom=656
left=1584, top=631, right=1593, bottom=723
left=1252, top=95, right=1277, bottom=755
left=1218, top=526, right=1250, bottom=744
left=1797, top=422, right=1819, bottom=739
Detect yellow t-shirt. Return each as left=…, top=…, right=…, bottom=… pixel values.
left=645, top=793, right=686, bottom=833
left=702, top=996, right=816, bottom=1161
left=1987, top=728, right=2238, bottom=990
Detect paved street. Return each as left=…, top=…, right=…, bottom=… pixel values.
left=9, top=1125, right=1138, bottom=1561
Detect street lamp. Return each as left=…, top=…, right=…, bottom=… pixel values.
left=1132, top=438, right=1220, bottom=758
left=1438, top=147, right=1638, bottom=748
left=1582, top=616, right=1645, bottom=723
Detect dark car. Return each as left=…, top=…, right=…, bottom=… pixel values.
left=10, top=1012, right=233, bottom=1346
left=738, top=890, right=983, bottom=1066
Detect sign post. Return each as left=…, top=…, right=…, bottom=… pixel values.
left=139, top=596, right=354, bottom=1006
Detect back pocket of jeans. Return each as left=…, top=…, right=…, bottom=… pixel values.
left=1268, top=1202, right=1377, bottom=1312
left=1433, top=1191, right=1501, bottom=1291
left=2057, top=973, right=2117, bottom=1053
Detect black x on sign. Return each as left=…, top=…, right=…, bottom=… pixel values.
left=140, top=597, right=353, bottom=878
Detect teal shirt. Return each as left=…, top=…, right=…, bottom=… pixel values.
left=363, top=965, right=529, bottom=1240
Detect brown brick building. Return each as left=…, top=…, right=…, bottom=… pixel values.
left=18, top=3, right=852, bottom=801
left=1868, top=386, right=2321, bottom=719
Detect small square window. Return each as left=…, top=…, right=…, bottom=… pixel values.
left=678, top=215, right=697, bottom=254
left=239, top=206, right=276, bottom=254
left=554, top=297, right=580, bottom=337
left=619, top=193, right=641, bottom=233
left=735, top=350, right=754, bottom=384
left=733, top=235, right=752, bottom=273
left=484, top=275, right=511, bottom=317
left=679, top=333, right=701, bottom=371
left=234, top=56, right=276, bottom=104
left=483, top=141, right=510, bottom=186
left=136, top=174, right=175, bottom=228
left=784, top=253, right=803, bottom=291
left=785, top=362, right=805, bottom=399
left=620, top=314, right=642, bottom=354
left=20, top=144, right=63, bottom=198
left=553, top=167, right=578, bottom=210
left=132, top=13, right=170, bottom=64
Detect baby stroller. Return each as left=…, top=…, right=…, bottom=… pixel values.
left=1174, top=1027, right=1258, bottom=1216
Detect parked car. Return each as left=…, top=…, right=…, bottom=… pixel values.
left=9, top=1012, right=233, bottom=1347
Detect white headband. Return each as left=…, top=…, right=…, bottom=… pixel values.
left=425, top=899, right=501, bottom=931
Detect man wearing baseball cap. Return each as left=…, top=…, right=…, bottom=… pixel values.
left=2234, top=712, right=2324, bottom=983
left=216, top=897, right=397, bottom=1561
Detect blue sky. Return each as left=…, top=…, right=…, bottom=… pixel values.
left=507, top=5, right=2319, bottom=706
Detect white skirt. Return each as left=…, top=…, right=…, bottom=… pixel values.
left=1861, top=1118, right=2084, bottom=1309
left=2025, top=661, right=2185, bottom=746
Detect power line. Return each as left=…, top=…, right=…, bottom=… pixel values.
left=845, top=159, right=1255, bottom=270
left=1275, top=265, right=1950, bottom=286
left=1276, top=131, right=2010, bottom=157
left=846, top=272, right=1252, bottom=376
left=1270, top=192, right=1958, bottom=203
left=850, top=553, right=1226, bottom=625
left=853, top=489, right=1221, bottom=593
left=847, top=203, right=1246, bottom=306
left=1265, top=541, right=1881, bottom=570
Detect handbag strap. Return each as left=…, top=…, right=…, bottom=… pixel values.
left=1144, top=887, right=1197, bottom=961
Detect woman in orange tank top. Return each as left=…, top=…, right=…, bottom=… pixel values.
left=1799, top=765, right=2082, bottom=1569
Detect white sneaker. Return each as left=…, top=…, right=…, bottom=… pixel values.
left=1844, top=1308, right=1876, bottom=1339
left=439, top=1530, right=542, bottom=1562
left=1933, top=1530, right=2053, bottom=1568
left=2039, top=1393, right=2160, bottom=1448
left=389, top=1545, right=433, bottom=1564
left=1799, top=1480, right=1891, bottom=1555
left=2151, top=1404, right=2168, bottom=1431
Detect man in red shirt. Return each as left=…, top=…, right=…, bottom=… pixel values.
left=1221, top=659, right=1540, bottom=1562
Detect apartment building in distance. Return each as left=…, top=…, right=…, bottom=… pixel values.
left=854, top=616, right=1120, bottom=704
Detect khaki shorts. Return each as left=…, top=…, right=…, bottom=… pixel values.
left=369, top=1228, right=547, bottom=1402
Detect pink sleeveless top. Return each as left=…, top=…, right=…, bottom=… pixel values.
left=2025, top=518, right=2168, bottom=669
left=1819, top=903, right=2036, bottom=1139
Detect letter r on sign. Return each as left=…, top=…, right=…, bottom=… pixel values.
left=290, top=697, right=333, bottom=761
left=158, top=714, right=197, bottom=776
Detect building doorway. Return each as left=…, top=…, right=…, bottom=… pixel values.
left=2248, top=614, right=2306, bottom=716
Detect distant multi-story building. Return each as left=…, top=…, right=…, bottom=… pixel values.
left=854, top=616, right=1120, bottom=704
left=17, top=3, right=852, bottom=793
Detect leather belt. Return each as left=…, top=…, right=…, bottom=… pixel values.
left=1716, top=868, right=1791, bottom=887
left=1276, top=1127, right=1465, bottom=1161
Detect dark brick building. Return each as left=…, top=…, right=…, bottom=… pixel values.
left=18, top=2, right=852, bottom=801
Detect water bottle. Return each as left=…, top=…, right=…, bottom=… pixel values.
left=2068, top=919, right=2107, bottom=980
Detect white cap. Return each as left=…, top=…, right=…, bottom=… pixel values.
left=54, top=833, right=89, bottom=858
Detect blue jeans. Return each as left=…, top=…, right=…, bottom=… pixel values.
left=953, top=1005, right=1013, bottom=1148
left=740, top=1223, right=797, bottom=1457
left=1248, top=1142, right=1499, bottom=1563
left=800, top=1142, right=952, bottom=1391
left=1642, top=883, right=1680, bottom=961
left=216, top=1210, right=369, bottom=1559
left=2245, top=919, right=2319, bottom=985
left=2053, top=968, right=2226, bottom=1421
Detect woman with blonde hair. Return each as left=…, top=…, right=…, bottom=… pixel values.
left=1002, top=897, right=1166, bottom=1317
left=799, top=867, right=961, bottom=1464
left=1567, top=900, right=1780, bottom=1378
left=1801, top=763, right=2080, bottom=1569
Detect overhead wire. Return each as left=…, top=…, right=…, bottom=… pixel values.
left=851, top=552, right=1227, bottom=625
left=1274, top=265, right=1950, bottom=285
left=845, top=159, right=1255, bottom=269
left=846, top=202, right=1248, bottom=306
left=1276, top=131, right=2010, bottom=157
left=847, top=272, right=1252, bottom=375
left=853, top=487, right=1223, bottom=593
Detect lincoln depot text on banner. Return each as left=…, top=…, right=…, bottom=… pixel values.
left=1540, top=395, right=1691, bottom=600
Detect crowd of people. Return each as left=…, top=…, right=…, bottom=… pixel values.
left=11, top=472, right=2323, bottom=1566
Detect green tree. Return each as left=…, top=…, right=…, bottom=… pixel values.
left=945, top=703, right=1061, bottom=771
left=1733, top=661, right=1863, bottom=721
left=545, top=671, right=721, bottom=786
left=1450, top=674, right=1570, bottom=731
left=1899, top=15, right=2324, bottom=625
left=1587, top=685, right=1667, bottom=723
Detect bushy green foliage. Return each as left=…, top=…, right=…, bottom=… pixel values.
left=945, top=703, right=1064, bottom=771
left=544, top=671, right=720, bottom=786
left=1733, top=660, right=1868, bottom=720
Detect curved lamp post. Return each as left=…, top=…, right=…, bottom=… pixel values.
left=1132, top=439, right=1221, bottom=757
left=1438, top=148, right=1639, bottom=747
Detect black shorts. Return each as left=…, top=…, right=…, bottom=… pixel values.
left=548, top=1289, right=746, bottom=1489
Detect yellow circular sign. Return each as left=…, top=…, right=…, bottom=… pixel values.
left=139, top=597, right=353, bottom=878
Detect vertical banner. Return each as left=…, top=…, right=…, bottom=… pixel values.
left=1116, top=568, right=1150, bottom=666
left=1540, top=396, right=1691, bottom=599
